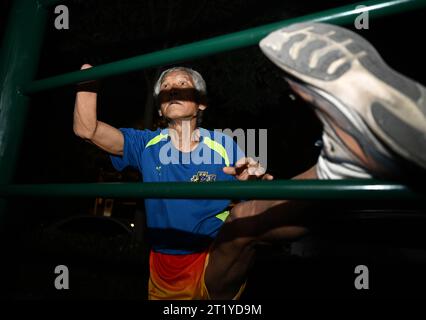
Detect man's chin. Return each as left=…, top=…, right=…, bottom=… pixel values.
left=166, top=114, right=194, bottom=122
left=164, top=105, right=185, bottom=115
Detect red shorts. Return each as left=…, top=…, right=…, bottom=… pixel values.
left=148, top=249, right=246, bottom=300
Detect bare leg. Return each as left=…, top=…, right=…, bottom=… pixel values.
left=205, top=166, right=317, bottom=299
left=205, top=21, right=426, bottom=299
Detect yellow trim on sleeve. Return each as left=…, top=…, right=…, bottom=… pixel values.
left=202, top=137, right=230, bottom=167
left=145, top=133, right=169, bottom=148
left=215, top=210, right=230, bottom=222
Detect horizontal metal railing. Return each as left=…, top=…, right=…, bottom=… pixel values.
left=23, top=0, right=426, bottom=94
left=0, top=180, right=424, bottom=200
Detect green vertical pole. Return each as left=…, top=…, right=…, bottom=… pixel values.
left=0, top=0, right=48, bottom=232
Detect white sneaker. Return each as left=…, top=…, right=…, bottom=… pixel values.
left=259, top=22, right=426, bottom=179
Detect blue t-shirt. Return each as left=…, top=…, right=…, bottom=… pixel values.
left=110, top=127, right=244, bottom=254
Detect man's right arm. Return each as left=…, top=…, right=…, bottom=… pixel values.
left=73, top=64, right=124, bottom=156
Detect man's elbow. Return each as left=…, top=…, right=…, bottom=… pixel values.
left=73, top=125, right=95, bottom=141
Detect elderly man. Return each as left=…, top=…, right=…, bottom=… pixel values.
left=74, top=65, right=272, bottom=299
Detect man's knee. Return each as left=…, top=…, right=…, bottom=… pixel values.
left=228, top=200, right=256, bottom=222
left=223, top=200, right=287, bottom=242
left=223, top=199, right=311, bottom=243
left=214, top=201, right=259, bottom=247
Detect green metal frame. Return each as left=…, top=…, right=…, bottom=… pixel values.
left=0, top=0, right=425, bottom=215
left=0, top=0, right=49, bottom=228
left=0, top=180, right=423, bottom=200
left=23, top=0, right=426, bottom=94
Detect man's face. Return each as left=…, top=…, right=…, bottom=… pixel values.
left=158, top=70, right=205, bottom=120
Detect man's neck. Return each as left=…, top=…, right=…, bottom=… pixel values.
left=168, top=118, right=200, bottom=152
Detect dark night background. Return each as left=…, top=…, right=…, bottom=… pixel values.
left=1, top=0, right=426, bottom=300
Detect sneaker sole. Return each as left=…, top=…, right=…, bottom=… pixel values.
left=259, top=22, right=426, bottom=170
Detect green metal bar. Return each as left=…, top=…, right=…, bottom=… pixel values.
left=23, top=0, right=426, bottom=94
left=0, top=181, right=424, bottom=200
left=0, top=0, right=48, bottom=227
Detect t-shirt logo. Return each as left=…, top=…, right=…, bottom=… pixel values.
left=190, top=171, right=216, bottom=182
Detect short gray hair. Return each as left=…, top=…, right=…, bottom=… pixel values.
left=153, top=67, right=207, bottom=98
left=153, top=67, right=208, bottom=126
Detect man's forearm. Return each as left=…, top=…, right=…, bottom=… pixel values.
left=73, top=91, right=98, bottom=139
